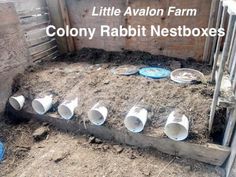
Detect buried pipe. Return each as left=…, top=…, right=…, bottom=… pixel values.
left=58, top=98, right=78, bottom=120
left=9, top=95, right=25, bottom=111
left=164, top=110, right=189, bottom=141
left=88, top=103, right=108, bottom=125
left=32, top=95, right=53, bottom=115
left=124, top=106, right=148, bottom=133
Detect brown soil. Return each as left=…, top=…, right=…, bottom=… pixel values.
left=0, top=120, right=224, bottom=177
left=13, top=48, right=216, bottom=144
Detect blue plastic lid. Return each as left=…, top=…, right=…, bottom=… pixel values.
left=139, top=67, right=171, bottom=79
left=0, top=142, right=5, bottom=161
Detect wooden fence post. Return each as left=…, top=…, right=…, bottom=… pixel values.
left=46, top=0, right=75, bottom=53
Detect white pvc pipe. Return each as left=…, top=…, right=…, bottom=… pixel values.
left=9, top=95, right=25, bottom=111
left=124, top=106, right=148, bottom=133
left=164, top=111, right=189, bottom=141
left=58, top=98, right=78, bottom=120
left=32, top=95, right=53, bottom=115
left=88, top=103, right=108, bottom=125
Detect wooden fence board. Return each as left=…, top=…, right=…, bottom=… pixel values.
left=32, top=45, right=57, bottom=61
left=29, top=39, right=56, bottom=55
left=20, top=14, right=49, bottom=25
left=66, top=0, right=212, bottom=61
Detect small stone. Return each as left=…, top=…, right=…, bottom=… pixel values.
left=113, top=145, right=124, bottom=154
left=102, top=145, right=109, bottom=151
left=52, top=152, right=70, bottom=163
left=142, top=169, right=151, bottom=176
left=95, top=138, right=103, bottom=144
left=103, top=80, right=110, bottom=85
left=129, top=153, right=137, bottom=159
left=33, top=126, right=49, bottom=142
left=88, top=136, right=96, bottom=144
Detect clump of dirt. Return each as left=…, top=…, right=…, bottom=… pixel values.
left=12, top=48, right=218, bottom=144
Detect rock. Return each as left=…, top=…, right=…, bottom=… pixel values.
left=113, top=145, right=124, bottom=154
left=95, top=138, right=103, bottom=144
left=52, top=152, right=70, bottom=163
left=88, top=136, right=96, bottom=144
left=102, top=145, right=109, bottom=151
left=103, top=80, right=110, bottom=85
left=129, top=152, right=137, bottom=159
left=33, top=126, right=49, bottom=142
left=142, top=169, right=151, bottom=176
left=88, top=137, right=103, bottom=144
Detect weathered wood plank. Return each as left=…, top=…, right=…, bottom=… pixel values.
left=0, top=0, right=47, bottom=13
left=203, top=0, right=219, bottom=62
left=66, top=0, right=212, bottom=61
left=20, top=14, right=49, bottom=25
left=223, top=108, right=236, bottom=146
left=25, top=28, right=47, bottom=41
left=59, top=0, right=75, bottom=52
left=32, top=45, right=57, bottom=61
left=46, top=0, right=68, bottom=53
left=22, top=20, right=50, bottom=32
left=18, top=7, right=48, bottom=17
left=8, top=106, right=230, bottom=166
left=226, top=130, right=236, bottom=177
left=29, top=39, right=56, bottom=55
left=26, top=35, right=52, bottom=47
left=209, top=14, right=236, bottom=131
left=34, top=51, right=59, bottom=62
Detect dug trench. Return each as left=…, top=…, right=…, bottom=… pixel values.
left=5, top=48, right=228, bottom=164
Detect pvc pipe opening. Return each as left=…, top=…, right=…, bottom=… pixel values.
left=88, top=110, right=106, bottom=125
left=88, top=103, right=108, bottom=125
left=58, top=98, right=78, bottom=120
left=124, top=116, right=144, bottom=133
left=124, top=106, right=147, bottom=133
left=58, top=105, right=73, bottom=119
left=9, top=95, right=25, bottom=111
left=32, top=100, right=47, bottom=115
left=164, top=111, right=189, bottom=141
left=164, top=123, right=188, bottom=141
left=32, top=95, right=52, bottom=115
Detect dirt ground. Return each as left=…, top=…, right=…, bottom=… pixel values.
left=13, top=48, right=219, bottom=144
left=0, top=118, right=225, bottom=177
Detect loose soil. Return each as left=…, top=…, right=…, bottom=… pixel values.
left=0, top=119, right=224, bottom=177
left=13, top=48, right=219, bottom=144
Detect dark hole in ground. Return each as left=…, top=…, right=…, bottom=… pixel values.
left=210, top=108, right=227, bottom=144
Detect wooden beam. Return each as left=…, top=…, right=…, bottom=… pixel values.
left=46, top=0, right=68, bottom=53
left=25, top=28, right=47, bottom=40
left=203, top=0, right=219, bottom=62
left=209, top=14, right=236, bottom=132
left=211, top=6, right=227, bottom=82
left=26, top=35, right=52, bottom=47
left=226, top=130, right=236, bottom=177
left=32, top=46, right=57, bottom=61
left=209, top=0, right=223, bottom=65
left=18, top=7, right=48, bottom=18
left=29, top=39, right=57, bottom=55
left=8, top=107, right=230, bottom=166
left=223, top=108, right=236, bottom=146
left=20, top=14, right=49, bottom=25
left=59, top=0, right=75, bottom=52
